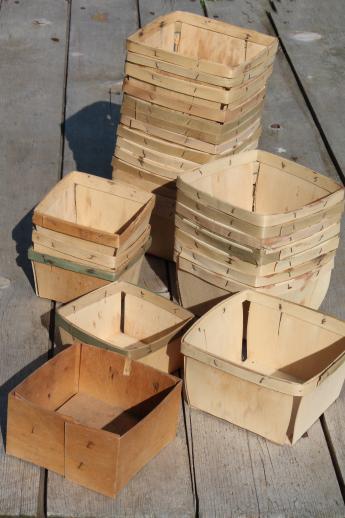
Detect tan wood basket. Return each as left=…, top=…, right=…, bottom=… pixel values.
left=7, top=342, right=181, bottom=496
left=56, top=281, right=193, bottom=373
left=182, top=290, right=345, bottom=445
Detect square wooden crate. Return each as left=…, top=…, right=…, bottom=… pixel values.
left=56, top=281, right=193, bottom=373
left=7, top=342, right=182, bottom=497
left=124, top=12, right=277, bottom=123
left=182, top=290, right=345, bottom=444
left=126, top=11, right=278, bottom=80
left=33, top=171, right=155, bottom=250
left=177, top=150, right=345, bottom=236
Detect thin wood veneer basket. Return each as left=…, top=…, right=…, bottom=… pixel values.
left=29, top=240, right=149, bottom=303
left=113, top=12, right=277, bottom=260
left=56, top=281, right=193, bottom=373
left=175, top=150, right=344, bottom=313
left=33, top=171, right=155, bottom=250
left=126, top=11, right=278, bottom=87
left=177, top=150, right=344, bottom=234
left=182, top=290, right=345, bottom=445
left=7, top=342, right=181, bottom=496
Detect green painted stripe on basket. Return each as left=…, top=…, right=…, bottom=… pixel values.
left=28, top=237, right=151, bottom=281
left=55, top=312, right=151, bottom=358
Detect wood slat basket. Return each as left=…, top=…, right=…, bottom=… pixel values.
left=30, top=171, right=155, bottom=301
left=127, top=12, right=278, bottom=79
left=112, top=12, right=277, bottom=260
left=177, top=150, right=344, bottom=234
left=175, top=150, right=344, bottom=314
left=177, top=252, right=334, bottom=316
left=56, top=281, right=194, bottom=373
left=33, top=171, right=155, bottom=251
left=29, top=239, right=149, bottom=303
left=182, top=290, right=345, bottom=445
left=7, top=342, right=181, bottom=497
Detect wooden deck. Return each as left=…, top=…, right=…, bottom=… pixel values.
left=1, top=0, right=345, bottom=516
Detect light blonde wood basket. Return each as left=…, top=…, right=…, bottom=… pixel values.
left=56, top=281, right=193, bottom=373
left=182, top=290, right=345, bottom=444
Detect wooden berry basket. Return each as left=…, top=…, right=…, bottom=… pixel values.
left=32, top=225, right=151, bottom=271
left=29, top=238, right=150, bottom=303
left=113, top=157, right=177, bottom=199
left=118, top=115, right=261, bottom=157
left=124, top=61, right=273, bottom=105
left=123, top=77, right=268, bottom=124
left=126, top=11, right=278, bottom=79
left=176, top=192, right=343, bottom=252
left=33, top=171, right=155, bottom=250
left=121, top=94, right=264, bottom=148
left=7, top=342, right=182, bottom=496
left=177, top=150, right=345, bottom=232
left=175, top=240, right=338, bottom=287
left=174, top=214, right=340, bottom=268
left=182, top=290, right=345, bottom=445
left=176, top=252, right=334, bottom=315
left=56, top=281, right=193, bottom=373
left=125, top=49, right=275, bottom=89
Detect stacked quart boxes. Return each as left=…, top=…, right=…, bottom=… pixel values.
left=29, top=172, right=155, bottom=302
left=112, top=11, right=278, bottom=260
left=175, top=150, right=345, bottom=316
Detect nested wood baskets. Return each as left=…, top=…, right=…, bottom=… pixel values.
left=175, top=150, right=344, bottom=314
left=29, top=241, right=148, bottom=303
left=182, top=290, right=345, bottom=445
left=7, top=342, right=181, bottom=496
left=112, top=11, right=277, bottom=260
left=30, top=171, right=155, bottom=302
left=56, top=281, right=193, bottom=373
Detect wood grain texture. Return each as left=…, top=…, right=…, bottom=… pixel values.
left=176, top=2, right=345, bottom=516
left=0, top=0, right=68, bottom=515
left=269, top=0, right=345, bottom=491
left=138, top=0, right=203, bottom=23
left=186, top=406, right=345, bottom=518
left=48, top=408, right=194, bottom=517
left=62, top=0, right=138, bottom=179
left=47, top=1, right=193, bottom=515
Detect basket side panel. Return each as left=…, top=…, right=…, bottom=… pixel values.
left=6, top=395, right=65, bottom=474
left=184, top=357, right=293, bottom=444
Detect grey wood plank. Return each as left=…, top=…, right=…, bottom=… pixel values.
left=0, top=0, right=68, bottom=515
left=269, top=0, right=345, bottom=491
left=178, top=2, right=345, bottom=516
left=186, top=406, right=345, bottom=518
left=271, top=0, right=345, bottom=177
left=139, top=0, right=203, bottom=23
left=62, top=0, right=169, bottom=295
left=47, top=2, right=193, bottom=515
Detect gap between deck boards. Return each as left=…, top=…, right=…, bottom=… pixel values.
left=33, top=0, right=345, bottom=515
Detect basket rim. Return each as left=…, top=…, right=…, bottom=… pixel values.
left=177, top=150, right=344, bottom=225
left=181, top=289, right=345, bottom=396
left=56, top=281, right=193, bottom=359
left=127, top=11, right=278, bottom=77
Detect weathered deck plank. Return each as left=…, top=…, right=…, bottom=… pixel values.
left=178, top=2, right=345, bottom=516
left=271, top=0, right=345, bottom=493
left=0, top=0, right=68, bottom=515
left=271, top=0, right=345, bottom=177
left=46, top=2, right=194, bottom=516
